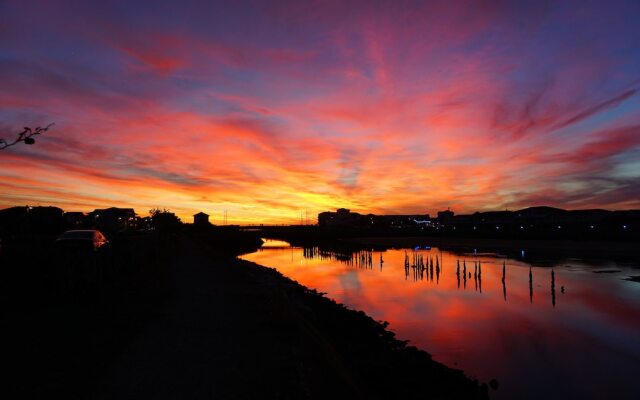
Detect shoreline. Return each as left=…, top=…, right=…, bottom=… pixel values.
left=8, top=229, right=639, bottom=398
left=233, top=255, right=491, bottom=399
left=1, top=231, right=489, bottom=399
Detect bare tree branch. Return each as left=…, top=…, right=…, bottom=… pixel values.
left=0, top=123, right=54, bottom=150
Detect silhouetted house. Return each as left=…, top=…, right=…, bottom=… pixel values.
left=88, top=207, right=136, bottom=232
left=28, top=206, right=64, bottom=234
left=137, top=216, right=153, bottom=231
left=0, top=206, right=29, bottom=235
left=63, top=212, right=86, bottom=228
left=194, top=212, right=210, bottom=226
left=0, top=206, right=64, bottom=235
left=437, top=209, right=454, bottom=222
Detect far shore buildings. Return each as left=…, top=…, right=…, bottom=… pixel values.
left=87, top=207, right=136, bottom=232
left=317, top=206, right=639, bottom=236
left=194, top=212, right=210, bottom=226
left=318, top=208, right=431, bottom=229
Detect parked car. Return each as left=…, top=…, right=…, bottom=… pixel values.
left=55, top=229, right=109, bottom=251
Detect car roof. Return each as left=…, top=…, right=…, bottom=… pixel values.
left=59, top=230, right=103, bottom=238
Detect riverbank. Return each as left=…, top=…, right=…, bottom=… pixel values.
left=233, top=258, right=489, bottom=399
left=92, top=234, right=488, bottom=399
left=3, top=232, right=488, bottom=399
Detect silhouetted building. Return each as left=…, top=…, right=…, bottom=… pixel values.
left=194, top=212, right=210, bottom=226
left=318, top=208, right=363, bottom=227
left=29, top=206, right=64, bottom=234
left=88, top=207, right=136, bottom=232
left=0, top=206, right=64, bottom=235
left=318, top=208, right=430, bottom=229
left=0, top=206, right=29, bottom=235
left=26, top=206, right=64, bottom=234
left=63, top=212, right=86, bottom=228
left=437, top=209, right=454, bottom=221
left=137, top=216, right=153, bottom=231
left=378, top=214, right=431, bottom=228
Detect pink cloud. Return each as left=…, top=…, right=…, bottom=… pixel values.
left=1, top=1, right=639, bottom=222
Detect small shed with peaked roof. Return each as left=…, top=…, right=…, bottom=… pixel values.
left=194, top=212, right=210, bottom=226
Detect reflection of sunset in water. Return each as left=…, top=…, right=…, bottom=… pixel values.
left=258, top=239, right=292, bottom=248
left=242, top=243, right=640, bottom=400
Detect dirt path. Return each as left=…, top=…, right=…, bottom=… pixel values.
left=91, top=236, right=360, bottom=400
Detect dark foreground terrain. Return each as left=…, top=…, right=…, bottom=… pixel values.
left=1, top=231, right=487, bottom=399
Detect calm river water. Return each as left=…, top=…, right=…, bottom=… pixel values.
left=241, top=239, right=640, bottom=399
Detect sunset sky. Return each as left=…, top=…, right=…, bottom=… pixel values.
left=1, top=0, right=639, bottom=224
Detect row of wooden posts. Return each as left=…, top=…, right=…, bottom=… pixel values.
left=303, top=247, right=560, bottom=306
left=404, top=251, right=442, bottom=282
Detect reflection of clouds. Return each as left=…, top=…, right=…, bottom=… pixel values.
left=338, top=270, right=364, bottom=305
left=241, top=246, right=640, bottom=397
left=260, top=239, right=291, bottom=248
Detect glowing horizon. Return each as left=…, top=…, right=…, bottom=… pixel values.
left=1, top=1, right=639, bottom=224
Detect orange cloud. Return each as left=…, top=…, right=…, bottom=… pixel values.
left=1, top=1, right=639, bottom=222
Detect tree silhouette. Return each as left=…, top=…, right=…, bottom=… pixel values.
left=0, top=123, right=54, bottom=150
left=149, top=208, right=182, bottom=231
